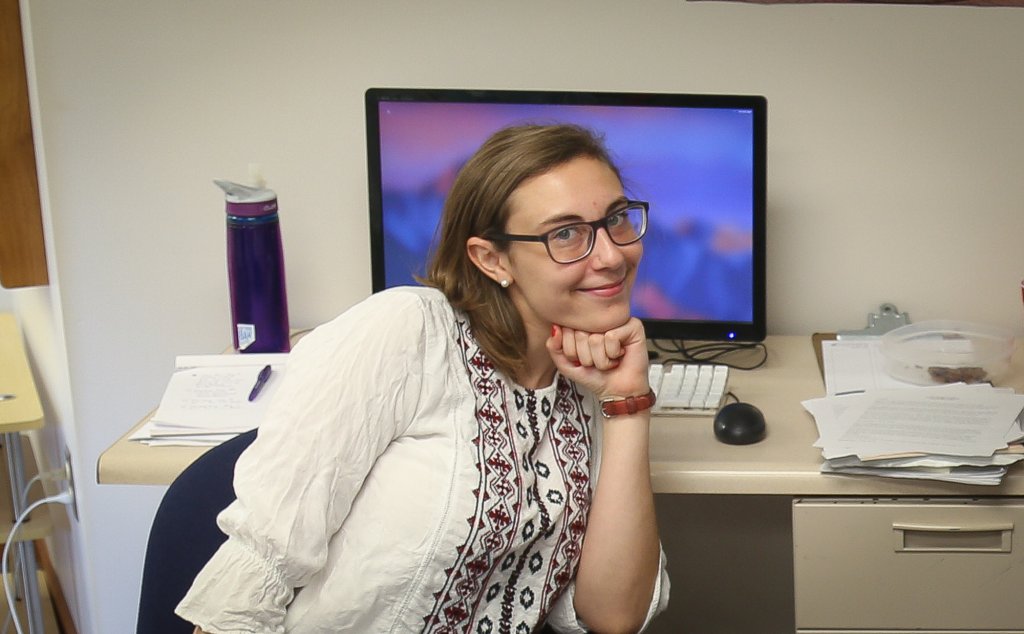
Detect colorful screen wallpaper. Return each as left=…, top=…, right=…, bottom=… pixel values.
left=376, top=100, right=756, bottom=324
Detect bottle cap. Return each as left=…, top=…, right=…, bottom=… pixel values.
left=215, top=179, right=278, bottom=217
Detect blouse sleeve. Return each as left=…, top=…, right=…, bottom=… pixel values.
left=176, top=289, right=442, bottom=633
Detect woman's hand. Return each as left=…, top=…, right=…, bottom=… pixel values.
left=545, top=317, right=649, bottom=399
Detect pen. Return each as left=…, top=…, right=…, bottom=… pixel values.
left=248, top=364, right=273, bottom=402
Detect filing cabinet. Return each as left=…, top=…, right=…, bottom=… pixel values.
left=793, top=498, right=1024, bottom=633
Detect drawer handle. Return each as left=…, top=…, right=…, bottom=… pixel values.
left=893, top=522, right=1014, bottom=553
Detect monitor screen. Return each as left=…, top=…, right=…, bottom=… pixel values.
left=365, top=87, right=767, bottom=342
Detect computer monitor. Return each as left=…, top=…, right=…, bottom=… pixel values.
left=365, top=87, right=767, bottom=343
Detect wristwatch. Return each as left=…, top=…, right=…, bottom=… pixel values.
left=600, top=389, right=657, bottom=417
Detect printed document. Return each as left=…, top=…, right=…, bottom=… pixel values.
left=805, top=384, right=1024, bottom=460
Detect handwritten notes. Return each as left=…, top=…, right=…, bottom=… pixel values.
left=130, top=353, right=287, bottom=446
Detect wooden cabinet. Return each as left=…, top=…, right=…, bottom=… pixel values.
left=1, top=0, right=48, bottom=289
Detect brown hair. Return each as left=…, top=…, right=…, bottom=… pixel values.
left=423, top=124, right=621, bottom=381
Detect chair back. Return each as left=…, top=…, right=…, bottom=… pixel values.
left=135, top=429, right=257, bottom=634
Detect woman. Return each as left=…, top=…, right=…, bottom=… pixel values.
left=179, top=124, right=669, bottom=633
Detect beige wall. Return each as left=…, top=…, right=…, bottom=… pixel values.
left=17, top=1, right=1024, bottom=631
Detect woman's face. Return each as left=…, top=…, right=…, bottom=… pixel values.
left=500, top=156, right=643, bottom=337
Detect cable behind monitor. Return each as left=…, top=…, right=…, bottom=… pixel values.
left=650, top=338, right=768, bottom=371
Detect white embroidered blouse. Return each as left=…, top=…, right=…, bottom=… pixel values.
left=176, top=286, right=669, bottom=633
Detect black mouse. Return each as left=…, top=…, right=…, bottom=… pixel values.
left=713, top=402, right=766, bottom=445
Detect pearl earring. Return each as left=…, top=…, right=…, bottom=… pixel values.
left=500, top=279, right=510, bottom=288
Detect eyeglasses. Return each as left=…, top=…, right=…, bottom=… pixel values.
left=485, top=201, right=649, bottom=264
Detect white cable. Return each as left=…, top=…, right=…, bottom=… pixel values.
left=6, top=469, right=71, bottom=633
left=19, top=469, right=68, bottom=510
left=18, top=476, right=41, bottom=507
left=2, top=491, right=73, bottom=634
left=0, top=532, right=26, bottom=634
left=7, top=471, right=68, bottom=634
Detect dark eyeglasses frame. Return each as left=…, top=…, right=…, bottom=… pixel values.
left=484, top=200, right=649, bottom=264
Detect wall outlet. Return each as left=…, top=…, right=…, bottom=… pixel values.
left=64, top=446, right=78, bottom=521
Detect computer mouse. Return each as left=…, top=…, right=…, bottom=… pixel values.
left=713, top=402, right=766, bottom=445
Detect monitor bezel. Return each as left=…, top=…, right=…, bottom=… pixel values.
left=365, top=87, right=767, bottom=343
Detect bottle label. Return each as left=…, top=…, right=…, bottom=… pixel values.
left=237, top=323, right=257, bottom=351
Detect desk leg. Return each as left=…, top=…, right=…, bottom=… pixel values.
left=4, top=433, right=45, bottom=634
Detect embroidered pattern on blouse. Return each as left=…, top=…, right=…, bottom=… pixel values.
left=423, top=319, right=592, bottom=633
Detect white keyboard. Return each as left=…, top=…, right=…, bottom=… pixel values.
left=648, top=363, right=730, bottom=416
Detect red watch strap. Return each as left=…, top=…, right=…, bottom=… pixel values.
left=600, top=389, right=657, bottom=417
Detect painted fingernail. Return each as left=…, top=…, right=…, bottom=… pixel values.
left=551, top=325, right=558, bottom=338
left=573, top=361, right=582, bottom=367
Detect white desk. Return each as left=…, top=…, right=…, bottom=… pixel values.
left=651, top=335, right=1024, bottom=496
left=99, top=335, right=1024, bottom=494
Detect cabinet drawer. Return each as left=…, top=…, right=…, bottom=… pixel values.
left=794, top=498, right=1024, bottom=632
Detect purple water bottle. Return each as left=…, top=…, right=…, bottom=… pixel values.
left=215, top=179, right=290, bottom=353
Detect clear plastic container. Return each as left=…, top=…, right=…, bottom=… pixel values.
left=879, top=320, right=1015, bottom=385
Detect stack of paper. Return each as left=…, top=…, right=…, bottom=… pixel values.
left=804, top=384, right=1024, bottom=485
left=130, top=353, right=287, bottom=446
left=806, top=338, right=1024, bottom=485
